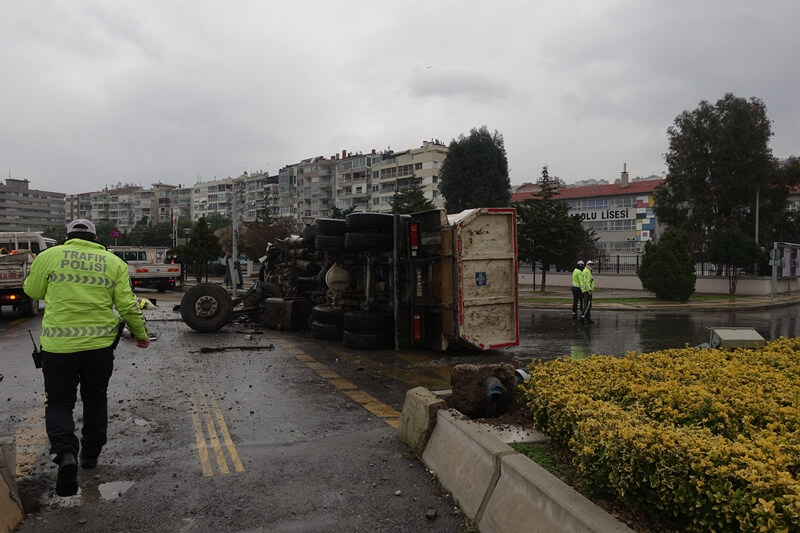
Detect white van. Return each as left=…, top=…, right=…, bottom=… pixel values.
left=0, top=231, right=52, bottom=255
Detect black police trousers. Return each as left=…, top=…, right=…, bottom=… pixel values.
left=571, top=286, right=584, bottom=316
left=41, top=345, right=115, bottom=460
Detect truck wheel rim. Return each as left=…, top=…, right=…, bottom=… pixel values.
left=195, top=295, right=219, bottom=317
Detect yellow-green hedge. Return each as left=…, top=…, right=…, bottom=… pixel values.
left=520, top=338, right=800, bottom=532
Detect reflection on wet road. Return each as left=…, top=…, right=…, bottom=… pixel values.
left=509, top=305, right=800, bottom=364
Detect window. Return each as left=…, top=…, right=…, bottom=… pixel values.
left=608, top=219, right=635, bottom=231
left=584, top=220, right=607, bottom=231
left=610, top=196, right=635, bottom=208
left=585, top=199, right=608, bottom=210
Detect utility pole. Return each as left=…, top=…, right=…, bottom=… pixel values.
left=231, top=192, right=239, bottom=297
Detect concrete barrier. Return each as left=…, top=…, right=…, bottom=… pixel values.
left=403, top=400, right=634, bottom=533
left=421, top=409, right=516, bottom=519
left=0, top=436, right=23, bottom=533
left=480, top=454, right=633, bottom=533
left=396, top=387, right=446, bottom=455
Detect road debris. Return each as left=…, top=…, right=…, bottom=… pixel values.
left=190, top=345, right=275, bottom=354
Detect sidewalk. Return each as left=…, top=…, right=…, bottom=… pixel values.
left=519, top=288, right=800, bottom=312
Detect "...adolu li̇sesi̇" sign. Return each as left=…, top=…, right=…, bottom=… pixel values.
left=578, top=208, right=633, bottom=221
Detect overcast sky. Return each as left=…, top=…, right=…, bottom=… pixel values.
left=2, top=1, right=798, bottom=195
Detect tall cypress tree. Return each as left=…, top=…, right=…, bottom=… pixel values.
left=439, top=126, right=510, bottom=212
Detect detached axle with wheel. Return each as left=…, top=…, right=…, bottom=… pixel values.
left=180, top=281, right=282, bottom=333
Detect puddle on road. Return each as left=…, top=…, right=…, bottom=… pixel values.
left=44, top=480, right=136, bottom=507
left=98, top=480, right=135, bottom=500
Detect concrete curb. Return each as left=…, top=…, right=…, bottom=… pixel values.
left=398, top=393, right=633, bottom=533
left=0, top=436, right=24, bottom=533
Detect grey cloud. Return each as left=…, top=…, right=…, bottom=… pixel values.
left=408, top=69, right=510, bottom=102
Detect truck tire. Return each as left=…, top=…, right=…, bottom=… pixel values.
left=181, top=283, right=233, bottom=333
left=19, top=297, right=39, bottom=317
left=342, top=330, right=393, bottom=350
left=315, top=235, right=345, bottom=252
left=302, top=222, right=319, bottom=241
left=345, top=212, right=394, bottom=233
left=315, top=218, right=346, bottom=235
left=342, top=311, right=394, bottom=333
left=311, top=321, right=343, bottom=340
left=311, top=304, right=344, bottom=326
left=344, top=232, right=393, bottom=251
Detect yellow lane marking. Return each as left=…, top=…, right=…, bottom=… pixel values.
left=196, top=386, right=230, bottom=475
left=343, top=390, right=401, bottom=419
left=329, top=378, right=357, bottom=390
left=204, top=384, right=245, bottom=473
left=15, top=406, right=47, bottom=478
left=331, top=349, right=450, bottom=391
left=274, top=339, right=400, bottom=428
left=189, top=395, right=213, bottom=477
left=188, top=382, right=244, bottom=477
left=305, top=361, right=341, bottom=379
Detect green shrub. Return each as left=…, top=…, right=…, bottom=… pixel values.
left=637, top=229, right=696, bottom=301
left=520, top=339, right=800, bottom=532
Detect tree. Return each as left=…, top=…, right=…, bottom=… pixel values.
left=708, top=227, right=763, bottom=295
left=93, top=220, right=118, bottom=247
left=331, top=206, right=356, bottom=219
left=637, top=229, right=696, bottom=301
left=439, top=126, right=510, bottom=213
left=43, top=225, right=66, bottom=243
left=766, top=157, right=800, bottom=244
left=240, top=217, right=298, bottom=260
left=184, top=217, right=224, bottom=282
left=204, top=213, right=232, bottom=232
left=127, top=220, right=173, bottom=246
left=654, top=93, right=776, bottom=250
left=390, top=176, right=435, bottom=214
left=516, top=166, right=596, bottom=291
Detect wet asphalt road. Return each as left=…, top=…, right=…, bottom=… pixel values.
left=0, top=291, right=465, bottom=533
left=3, top=290, right=799, bottom=532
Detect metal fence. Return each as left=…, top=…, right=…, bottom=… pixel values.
left=527, top=254, right=768, bottom=277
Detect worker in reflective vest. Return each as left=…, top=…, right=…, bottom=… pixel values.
left=580, top=260, right=595, bottom=325
left=571, top=260, right=585, bottom=319
left=24, top=219, right=149, bottom=496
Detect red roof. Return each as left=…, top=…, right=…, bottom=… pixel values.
left=510, top=179, right=664, bottom=203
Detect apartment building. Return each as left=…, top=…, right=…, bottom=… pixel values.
left=0, top=178, right=65, bottom=232
left=66, top=182, right=191, bottom=232
left=278, top=165, right=299, bottom=218
left=370, top=140, right=447, bottom=213
left=297, top=156, right=336, bottom=219
left=191, top=177, right=236, bottom=221
left=335, top=150, right=377, bottom=213
left=242, top=171, right=279, bottom=222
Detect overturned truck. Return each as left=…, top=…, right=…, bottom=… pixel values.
left=180, top=208, right=519, bottom=351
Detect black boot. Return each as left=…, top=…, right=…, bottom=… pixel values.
left=56, top=453, right=79, bottom=496
left=80, top=454, right=98, bottom=469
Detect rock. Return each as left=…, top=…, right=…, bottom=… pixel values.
left=425, top=508, right=438, bottom=521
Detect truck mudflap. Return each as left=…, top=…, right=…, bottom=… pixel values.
left=448, top=208, right=519, bottom=350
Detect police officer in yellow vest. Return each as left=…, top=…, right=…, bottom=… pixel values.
left=580, top=260, right=595, bottom=324
left=571, top=260, right=585, bottom=319
left=24, top=219, right=150, bottom=496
